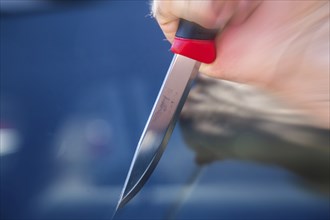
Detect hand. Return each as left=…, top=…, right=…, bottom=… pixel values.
left=152, top=0, right=329, bottom=128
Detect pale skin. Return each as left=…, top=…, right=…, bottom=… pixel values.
left=152, top=0, right=329, bottom=129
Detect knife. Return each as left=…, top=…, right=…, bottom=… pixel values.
left=115, top=19, right=217, bottom=211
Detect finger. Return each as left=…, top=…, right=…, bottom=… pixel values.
left=152, top=0, right=229, bottom=42
left=178, top=0, right=226, bottom=29
left=229, top=0, right=263, bottom=26
left=152, top=0, right=178, bottom=42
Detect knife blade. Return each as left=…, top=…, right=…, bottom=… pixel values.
left=115, top=19, right=217, bottom=212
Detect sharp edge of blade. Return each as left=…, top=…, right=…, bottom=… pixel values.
left=117, top=69, right=199, bottom=208
left=116, top=55, right=181, bottom=207
left=116, top=54, right=181, bottom=209
left=117, top=126, right=172, bottom=209
left=117, top=55, right=201, bottom=209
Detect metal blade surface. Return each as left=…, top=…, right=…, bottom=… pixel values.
left=117, top=54, right=200, bottom=209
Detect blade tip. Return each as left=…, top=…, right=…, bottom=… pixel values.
left=112, top=199, right=126, bottom=220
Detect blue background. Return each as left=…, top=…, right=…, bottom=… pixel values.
left=1, top=1, right=329, bottom=219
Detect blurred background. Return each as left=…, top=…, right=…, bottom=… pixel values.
left=0, top=1, right=329, bottom=219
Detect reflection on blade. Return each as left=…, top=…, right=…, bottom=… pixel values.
left=116, top=54, right=200, bottom=211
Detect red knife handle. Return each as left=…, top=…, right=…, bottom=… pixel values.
left=170, top=19, right=217, bottom=64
